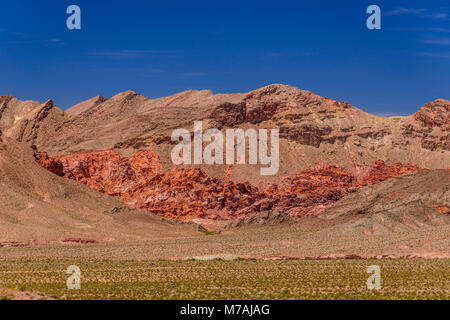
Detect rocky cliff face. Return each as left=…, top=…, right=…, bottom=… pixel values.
left=403, top=99, right=450, bottom=151
left=35, top=149, right=161, bottom=195
left=36, top=148, right=420, bottom=221
left=246, top=161, right=420, bottom=218
left=0, top=95, right=67, bottom=147
left=14, top=84, right=446, bottom=187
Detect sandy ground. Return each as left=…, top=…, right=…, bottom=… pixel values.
left=1, top=220, right=449, bottom=261
left=0, top=287, right=56, bottom=300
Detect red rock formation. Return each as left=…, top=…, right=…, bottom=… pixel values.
left=403, top=99, right=450, bottom=151
left=35, top=149, right=421, bottom=221
left=354, top=160, right=420, bottom=186
left=262, top=161, right=420, bottom=217
left=34, top=149, right=64, bottom=177
left=260, top=164, right=359, bottom=217
left=35, top=149, right=262, bottom=220
left=121, top=168, right=262, bottom=220
left=281, top=164, right=355, bottom=193
left=36, top=149, right=160, bottom=196
left=433, top=205, right=450, bottom=215
left=413, top=99, right=450, bottom=129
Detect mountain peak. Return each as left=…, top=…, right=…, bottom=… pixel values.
left=39, top=99, right=57, bottom=112
left=0, top=95, right=16, bottom=104
left=110, top=90, right=141, bottom=101
left=433, top=98, right=450, bottom=103
left=249, top=84, right=302, bottom=95
left=66, top=95, right=108, bottom=116
left=414, top=99, right=450, bottom=127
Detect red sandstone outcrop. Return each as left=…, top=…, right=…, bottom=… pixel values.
left=354, top=160, right=421, bottom=186
left=433, top=205, right=450, bottom=215
left=263, top=161, right=419, bottom=217
left=33, top=147, right=64, bottom=176
left=413, top=99, right=450, bottom=129
left=121, top=168, right=262, bottom=220
left=35, top=149, right=421, bottom=221
left=35, top=149, right=160, bottom=196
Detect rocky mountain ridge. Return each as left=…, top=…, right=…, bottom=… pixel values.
left=2, top=85, right=448, bottom=187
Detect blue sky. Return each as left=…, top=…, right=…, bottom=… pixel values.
left=0, top=0, right=449, bottom=115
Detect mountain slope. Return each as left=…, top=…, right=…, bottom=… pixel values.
left=0, top=136, right=203, bottom=245
left=319, top=169, right=450, bottom=235
left=0, top=95, right=67, bottom=147
left=66, top=95, right=108, bottom=117
left=23, top=84, right=448, bottom=186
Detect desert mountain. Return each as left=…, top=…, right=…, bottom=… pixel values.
left=1, top=85, right=448, bottom=225
left=0, top=95, right=66, bottom=147
left=3, top=84, right=447, bottom=187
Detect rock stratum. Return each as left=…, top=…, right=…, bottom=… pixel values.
left=2, top=84, right=449, bottom=186
left=1, top=85, right=449, bottom=234
left=36, top=148, right=422, bottom=221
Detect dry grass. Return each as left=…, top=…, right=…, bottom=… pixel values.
left=0, top=258, right=448, bottom=300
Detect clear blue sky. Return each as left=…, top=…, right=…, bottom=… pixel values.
left=0, top=0, right=449, bottom=115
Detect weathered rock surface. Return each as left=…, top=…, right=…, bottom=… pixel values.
left=36, top=150, right=263, bottom=220
left=36, top=148, right=421, bottom=221
left=37, top=149, right=161, bottom=195
left=3, top=85, right=449, bottom=187
left=249, top=161, right=420, bottom=218
left=0, top=95, right=67, bottom=146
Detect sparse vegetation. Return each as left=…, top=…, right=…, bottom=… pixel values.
left=0, top=258, right=448, bottom=300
